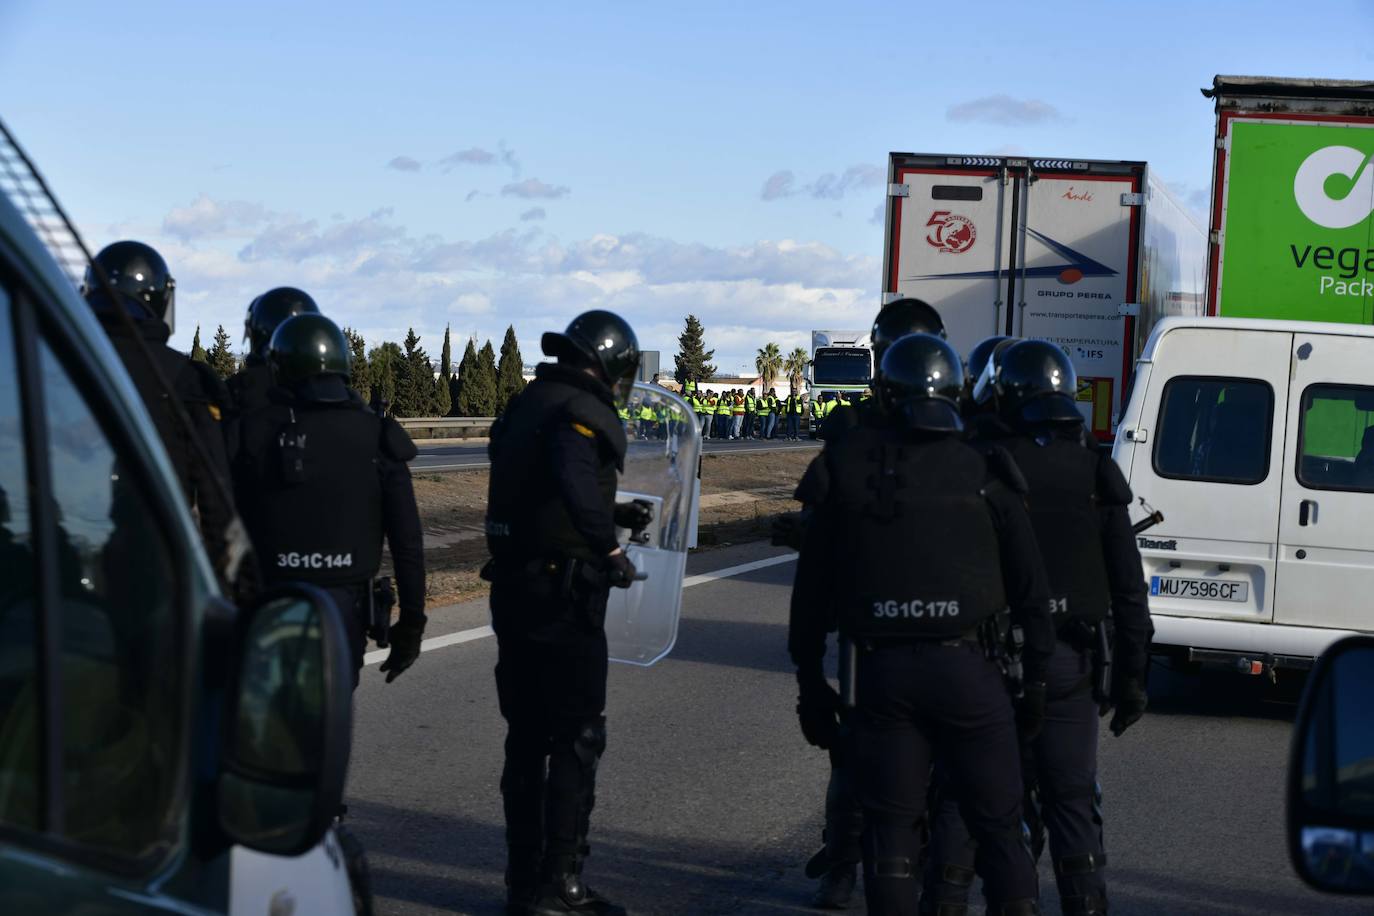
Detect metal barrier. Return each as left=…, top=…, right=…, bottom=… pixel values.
left=395, top=417, right=495, bottom=440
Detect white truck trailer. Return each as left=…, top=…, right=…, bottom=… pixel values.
left=809, top=329, right=872, bottom=401
left=880, top=153, right=1207, bottom=440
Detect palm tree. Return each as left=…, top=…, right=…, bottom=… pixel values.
left=756, top=342, right=783, bottom=392
left=784, top=347, right=810, bottom=394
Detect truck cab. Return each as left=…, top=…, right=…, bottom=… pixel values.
left=1113, top=316, right=1374, bottom=674
left=0, top=166, right=358, bottom=910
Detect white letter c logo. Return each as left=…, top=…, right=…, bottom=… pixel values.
left=1294, top=146, right=1374, bottom=229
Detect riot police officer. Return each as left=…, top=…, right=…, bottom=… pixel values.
left=227, top=314, right=427, bottom=682
left=228, top=286, right=321, bottom=413
left=781, top=297, right=949, bottom=909
left=790, top=333, right=1053, bottom=916
left=484, top=309, right=648, bottom=916
left=81, top=241, right=240, bottom=586
left=923, top=340, right=1152, bottom=916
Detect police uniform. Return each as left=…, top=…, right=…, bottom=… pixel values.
left=229, top=373, right=426, bottom=678
left=227, top=360, right=273, bottom=414
left=924, top=417, right=1151, bottom=916
left=485, top=312, right=641, bottom=915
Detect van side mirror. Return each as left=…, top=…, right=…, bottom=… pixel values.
left=1287, top=635, right=1374, bottom=894
left=217, top=585, right=353, bottom=857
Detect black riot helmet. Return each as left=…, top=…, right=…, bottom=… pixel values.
left=872, top=298, right=946, bottom=366
left=82, top=240, right=177, bottom=330
left=976, top=338, right=1082, bottom=426
left=268, top=314, right=351, bottom=389
left=965, top=336, right=1013, bottom=392
left=876, top=333, right=964, bottom=433
left=541, top=309, right=641, bottom=406
left=245, top=287, right=321, bottom=364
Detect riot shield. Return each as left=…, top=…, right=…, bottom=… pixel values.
left=605, top=382, right=701, bottom=666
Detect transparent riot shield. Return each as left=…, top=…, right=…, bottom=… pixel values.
left=605, top=382, right=701, bottom=666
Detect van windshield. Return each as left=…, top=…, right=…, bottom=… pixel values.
left=813, top=348, right=870, bottom=386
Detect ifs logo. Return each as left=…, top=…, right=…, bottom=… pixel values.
left=1294, top=146, right=1374, bottom=229
left=926, top=211, right=977, bottom=254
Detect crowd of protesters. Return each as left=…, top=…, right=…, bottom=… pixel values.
left=614, top=375, right=872, bottom=442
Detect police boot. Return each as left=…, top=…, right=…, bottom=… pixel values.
left=531, top=853, right=626, bottom=916
left=1060, top=895, right=1108, bottom=916
left=811, top=863, right=857, bottom=909
left=989, top=900, right=1041, bottom=916
left=505, top=846, right=541, bottom=915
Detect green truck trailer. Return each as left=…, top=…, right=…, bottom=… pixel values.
left=1204, top=76, right=1374, bottom=324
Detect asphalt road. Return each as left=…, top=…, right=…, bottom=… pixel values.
left=347, top=541, right=1357, bottom=915
left=411, top=436, right=821, bottom=472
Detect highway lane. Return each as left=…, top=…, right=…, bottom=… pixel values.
left=346, top=542, right=1357, bottom=915
left=411, top=436, right=821, bottom=472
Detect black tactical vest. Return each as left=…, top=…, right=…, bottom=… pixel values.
left=486, top=365, right=626, bottom=563
left=1001, top=433, right=1111, bottom=624
left=227, top=363, right=274, bottom=414
left=826, top=429, right=1007, bottom=640
left=233, top=400, right=384, bottom=586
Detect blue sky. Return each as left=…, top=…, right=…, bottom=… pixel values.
left=2, top=0, right=1371, bottom=373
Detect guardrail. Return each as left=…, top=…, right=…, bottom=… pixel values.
left=396, top=416, right=495, bottom=440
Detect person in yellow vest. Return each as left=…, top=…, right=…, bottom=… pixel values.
left=755, top=388, right=772, bottom=440
left=693, top=386, right=710, bottom=438
left=715, top=389, right=732, bottom=440
left=759, top=388, right=776, bottom=439
left=743, top=387, right=757, bottom=440
left=785, top=388, right=803, bottom=440
left=730, top=389, right=745, bottom=440
left=617, top=404, right=631, bottom=433
left=702, top=391, right=717, bottom=439
left=637, top=401, right=655, bottom=440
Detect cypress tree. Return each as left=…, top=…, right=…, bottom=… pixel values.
left=434, top=325, right=453, bottom=417
left=453, top=338, right=479, bottom=416
left=674, top=314, right=717, bottom=384
left=476, top=340, right=499, bottom=416
left=208, top=325, right=238, bottom=379
left=190, top=326, right=208, bottom=363
left=495, top=324, right=527, bottom=414
left=398, top=328, right=436, bottom=417
left=367, top=342, right=402, bottom=414
left=457, top=337, right=498, bottom=416
left=343, top=327, right=371, bottom=403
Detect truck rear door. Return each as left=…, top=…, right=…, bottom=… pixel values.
left=886, top=160, right=1012, bottom=351
left=1015, top=167, right=1141, bottom=438
left=1119, top=326, right=1289, bottom=624
left=1275, top=333, right=1374, bottom=632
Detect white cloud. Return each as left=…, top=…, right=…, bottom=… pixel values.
left=761, top=170, right=796, bottom=201
left=947, top=95, right=1065, bottom=126
left=519, top=207, right=546, bottom=221
left=152, top=196, right=880, bottom=372
left=761, top=164, right=883, bottom=202
left=387, top=156, right=422, bottom=172
left=162, top=194, right=272, bottom=240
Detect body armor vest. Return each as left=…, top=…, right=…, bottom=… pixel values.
left=1001, top=434, right=1111, bottom=624
left=827, top=430, right=1006, bottom=640
left=234, top=400, right=384, bottom=585
left=227, top=363, right=274, bottom=414
left=486, top=369, right=626, bottom=563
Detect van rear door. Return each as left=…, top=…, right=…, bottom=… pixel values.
left=1123, top=326, right=1290, bottom=623
left=1274, top=333, right=1374, bottom=632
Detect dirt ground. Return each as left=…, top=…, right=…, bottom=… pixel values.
left=405, top=449, right=815, bottom=608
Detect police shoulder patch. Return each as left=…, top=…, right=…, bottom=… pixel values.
left=379, top=416, right=419, bottom=462
left=207, top=404, right=222, bottom=422
left=571, top=421, right=596, bottom=439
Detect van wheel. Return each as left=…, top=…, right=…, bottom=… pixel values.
left=336, top=823, right=375, bottom=916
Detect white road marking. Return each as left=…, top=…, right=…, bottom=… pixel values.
left=362, top=552, right=799, bottom=666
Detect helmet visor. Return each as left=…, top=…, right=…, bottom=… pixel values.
left=611, top=366, right=638, bottom=409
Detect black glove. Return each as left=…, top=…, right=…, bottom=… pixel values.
left=1108, top=677, right=1148, bottom=737
left=770, top=512, right=805, bottom=550
left=606, top=551, right=637, bottom=589
left=614, top=499, right=653, bottom=531
left=796, top=669, right=842, bottom=749
left=379, top=616, right=424, bottom=684
left=1017, top=682, right=1047, bottom=742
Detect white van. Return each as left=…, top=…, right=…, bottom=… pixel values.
left=1112, top=316, right=1374, bottom=675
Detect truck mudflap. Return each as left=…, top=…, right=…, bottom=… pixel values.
left=1151, top=614, right=1365, bottom=677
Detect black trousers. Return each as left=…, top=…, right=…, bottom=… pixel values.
left=822, top=715, right=865, bottom=869
left=491, top=581, right=611, bottom=880
left=924, top=639, right=1106, bottom=914
left=855, top=640, right=1037, bottom=915
left=324, top=583, right=371, bottom=687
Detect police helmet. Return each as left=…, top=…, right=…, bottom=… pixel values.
left=268, top=313, right=351, bottom=388
left=876, top=333, right=964, bottom=433
left=542, top=309, right=641, bottom=406
left=872, top=298, right=946, bottom=365
left=245, top=287, right=321, bottom=363
left=978, top=339, right=1082, bottom=426
left=82, top=240, right=176, bottom=329
left=965, top=336, right=1013, bottom=391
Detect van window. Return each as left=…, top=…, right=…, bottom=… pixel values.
left=0, top=286, right=38, bottom=832
left=36, top=334, right=183, bottom=859
left=1297, top=384, right=1374, bottom=492
left=1153, top=376, right=1273, bottom=484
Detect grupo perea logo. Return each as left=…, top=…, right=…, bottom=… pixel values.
left=1289, top=145, right=1374, bottom=297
